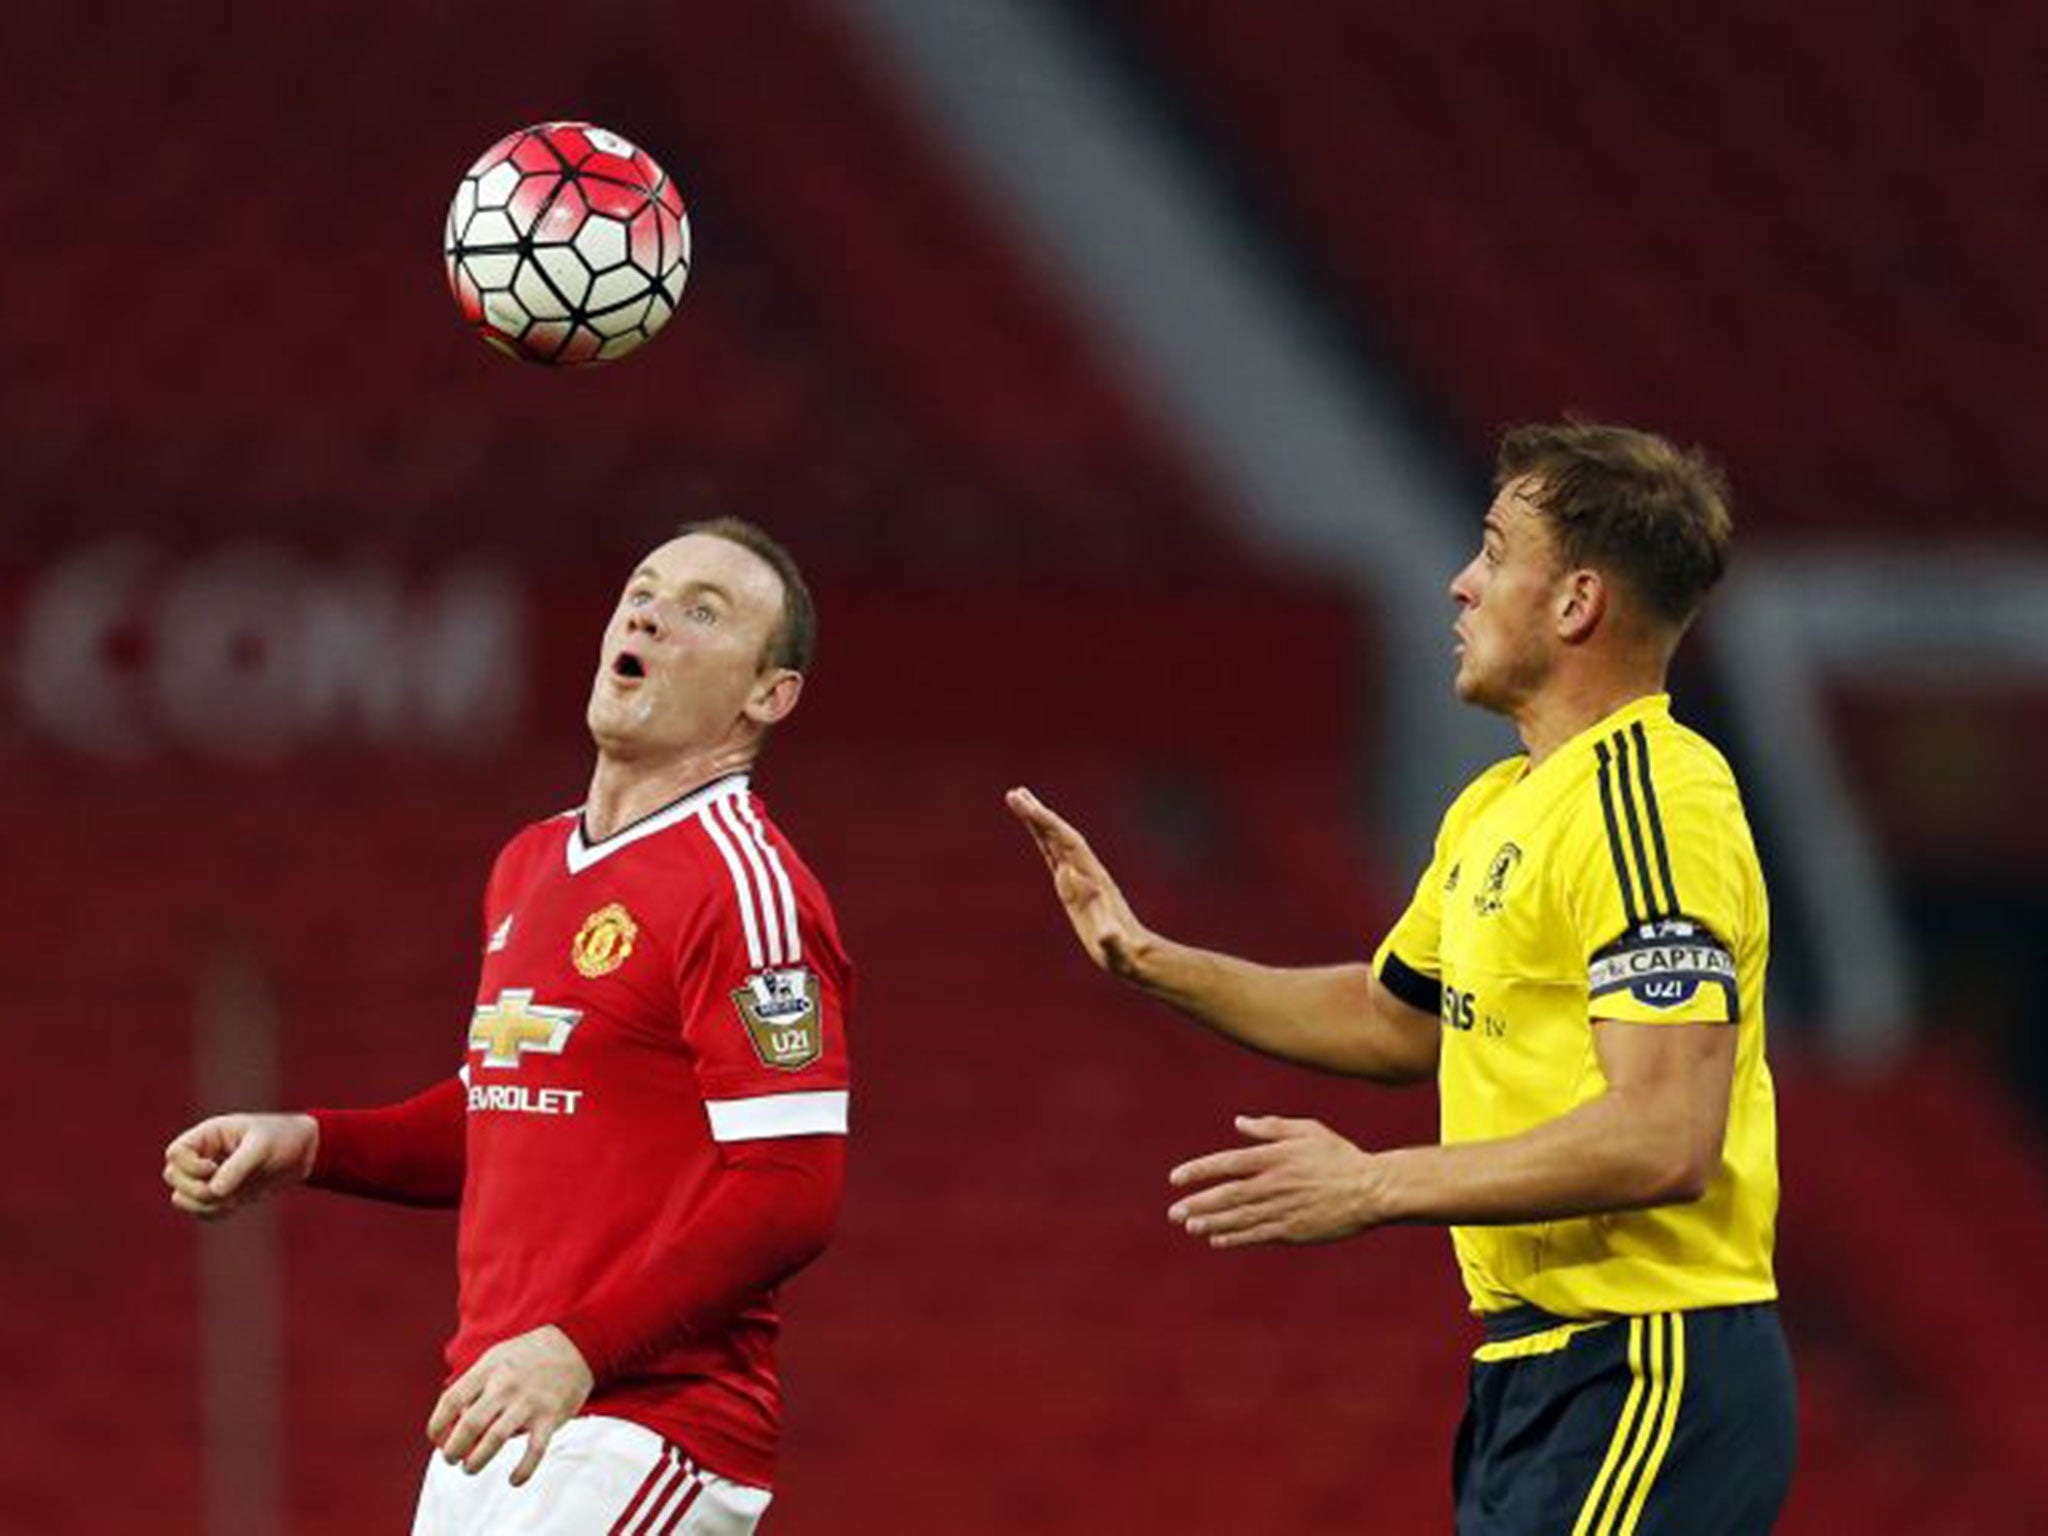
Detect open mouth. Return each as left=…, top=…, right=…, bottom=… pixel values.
left=611, top=651, right=646, bottom=681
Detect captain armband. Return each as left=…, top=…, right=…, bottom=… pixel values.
left=1588, top=916, right=1739, bottom=1021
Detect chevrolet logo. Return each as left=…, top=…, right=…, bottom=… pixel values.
left=469, top=988, right=582, bottom=1068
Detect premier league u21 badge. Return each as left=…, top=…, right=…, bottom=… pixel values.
left=571, top=903, right=639, bottom=979
left=731, top=967, right=823, bottom=1070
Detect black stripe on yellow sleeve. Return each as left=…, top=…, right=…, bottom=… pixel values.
left=1378, top=952, right=1443, bottom=1017
left=1629, top=720, right=1681, bottom=916
left=1594, top=741, right=1643, bottom=930
left=1610, top=731, right=1667, bottom=921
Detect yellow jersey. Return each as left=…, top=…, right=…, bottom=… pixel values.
left=1373, top=694, right=1779, bottom=1318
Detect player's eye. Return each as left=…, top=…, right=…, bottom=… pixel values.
left=627, top=589, right=652, bottom=606
left=687, top=603, right=718, bottom=624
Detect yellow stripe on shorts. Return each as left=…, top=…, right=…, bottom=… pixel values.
left=1597, top=1315, right=1669, bottom=1535
left=1571, top=1316, right=1657, bottom=1536
left=1615, top=1312, right=1687, bottom=1535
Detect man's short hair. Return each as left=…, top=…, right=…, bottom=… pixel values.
left=1495, top=422, right=1733, bottom=629
left=675, top=516, right=816, bottom=673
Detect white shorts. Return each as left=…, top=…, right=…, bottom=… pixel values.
left=411, top=1414, right=772, bottom=1535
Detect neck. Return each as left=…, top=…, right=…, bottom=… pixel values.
left=583, top=744, right=753, bottom=841
left=1513, top=663, right=1667, bottom=768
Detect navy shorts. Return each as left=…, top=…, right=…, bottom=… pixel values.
left=1452, top=1304, right=1795, bottom=1535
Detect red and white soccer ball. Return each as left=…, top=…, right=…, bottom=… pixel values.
left=444, top=122, right=690, bottom=366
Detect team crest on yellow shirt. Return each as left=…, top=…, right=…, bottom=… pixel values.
left=1475, top=842, right=1523, bottom=916
left=571, top=903, right=639, bottom=978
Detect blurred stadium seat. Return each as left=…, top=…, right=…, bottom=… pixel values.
left=1107, top=0, right=2048, bottom=537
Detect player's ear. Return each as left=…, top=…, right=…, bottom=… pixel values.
left=746, top=668, right=804, bottom=727
left=1556, top=568, right=1605, bottom=644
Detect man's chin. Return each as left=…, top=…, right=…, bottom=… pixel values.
left=586, top=698, right=648, bottom=756
left=1452, top=664, right=1505, bottom=714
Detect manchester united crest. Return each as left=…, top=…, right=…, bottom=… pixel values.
left=571, top=903, right=639, bottom=978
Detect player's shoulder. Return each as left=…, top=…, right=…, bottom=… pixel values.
left=494, top=808, right=579, bottom=873
left=716, top=789, right=846, bottom=950
left=735, top=794, right=833, bottom=898
left=663, top=780, right=830, bottom=908
left=1560, top=699, right=1739, bottom=803
left=1557, top=700, right=1756, bottom=885
left=1633, top=708, right=1746, bottom=822
left=688, top=782, right=850, bottom=969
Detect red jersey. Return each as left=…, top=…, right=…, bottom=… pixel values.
left=453, top=772, right=852, bottom=1486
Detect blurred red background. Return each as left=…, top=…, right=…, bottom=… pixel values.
left=6, top=2, right=2048, bottom=1530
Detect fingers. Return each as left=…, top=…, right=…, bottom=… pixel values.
left=169, top=1189, right=234, bottom=1221
left=430, top=1382, right=506, bottom=1471
left=509, top=1422, right=554, bottom=1488
left=1183, top=1195, right=1291, bottom=1241
left=1004, top=785, right=1054, bottom=829
left=1169, top=1143, right=1279, bottom=1189
left=1005, top=787, right=1088, bottom=861
left=459, top=1405, right=516, bottom=1476
left=429, top=1379, right=555, bottom=1484
left=1206, top=1218, right=1294, bottom=1249
left=208, top=1131, right=268, bottom=1199
left=164, top=1158, right=218, bottom=1205
left=166, top=1120, right=237, bottom=1216
left=168, top=1143, right=220, bottom=1179
left=1168, top=1173, right=1265, bottom=1220
left=426, top=1371, right=483, bottom=1447
left=1232, top=1114, right=1325, bottom=1143
left=426, top=1327, right=592, bottom=1487
left=166, top=1118, right=236, bottom=1167
left=166, top=1120, right=214, bottom=1158
left=165, top=1146, right=220, bottom=1204
left=1167, top=1162, right=1307, bottom=1246
left=166, top=1140, right=231, bottom=1217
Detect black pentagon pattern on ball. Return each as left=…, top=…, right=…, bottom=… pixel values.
left=443, top=124, right=690, bottom=366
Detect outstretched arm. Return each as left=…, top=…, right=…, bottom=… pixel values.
left=1168, top=1018, right=1737, bottom=1246
left=1006, top=787, right=1437, bottom=1083
left=164, top=1077, right=467, bottom=1219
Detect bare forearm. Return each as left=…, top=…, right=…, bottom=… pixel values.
left=1374, top=1088, right=1712, bottom=1226
left=1132, top=939, right=1431, bottom=1082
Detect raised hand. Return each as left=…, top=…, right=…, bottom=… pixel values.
left=163, top=1113, right=319, bottom=1221
left=1005, top=786, right=1155, bottom=982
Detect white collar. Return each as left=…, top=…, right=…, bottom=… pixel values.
left=564, top=773, right=749, bottom=874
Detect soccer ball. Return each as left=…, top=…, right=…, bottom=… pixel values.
left=444, top=122, right=690, bottom=366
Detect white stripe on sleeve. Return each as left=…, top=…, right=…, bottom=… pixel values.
left=713, top=797, right=786, bottom=966
left=733, top=795, right=803, bottom=965
left=697, top=801, right=766, bottom=969
left=704, top=1090, right=850, bottom=1142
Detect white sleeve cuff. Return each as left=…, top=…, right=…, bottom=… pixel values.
left=705, top=1089, right=849, bottom=1142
